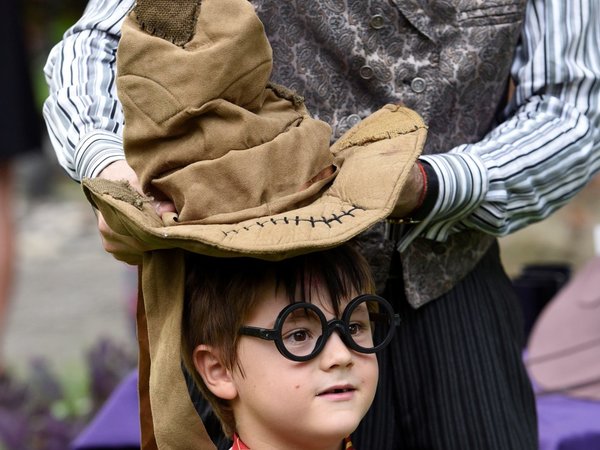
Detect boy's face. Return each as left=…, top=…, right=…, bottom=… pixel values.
left=231, top=279, right=379, bottom=450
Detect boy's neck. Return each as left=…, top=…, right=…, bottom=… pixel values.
left=232, top=433, right=354, bottom=450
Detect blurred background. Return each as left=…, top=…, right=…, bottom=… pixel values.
left=1, top=1, right=137, bottom=447
left=2, top=1, right=600, bottom=448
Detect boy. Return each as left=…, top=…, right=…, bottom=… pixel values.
left=182, top=243, right=398, bottom=450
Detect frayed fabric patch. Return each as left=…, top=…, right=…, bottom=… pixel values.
left=335, top=106, right=427, bottom=151
left=133, top=0, right=202, bottom=46
left=84, top=178, right=148, bottom=211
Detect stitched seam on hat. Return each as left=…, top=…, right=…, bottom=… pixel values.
left=220, top=206, right=364, bottom=236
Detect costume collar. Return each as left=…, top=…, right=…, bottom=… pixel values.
left=232, top=433, right=251, bottom=449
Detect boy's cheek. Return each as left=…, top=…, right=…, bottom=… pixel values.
left=363, top=355, right=380, bottom=392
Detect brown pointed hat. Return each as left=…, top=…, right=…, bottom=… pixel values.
left=83, top=0, right=427, bottom=258
left=81, top=0, right=427, bottom=448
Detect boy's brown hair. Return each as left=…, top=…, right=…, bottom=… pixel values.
left=181, top=243, right=374, bottom=437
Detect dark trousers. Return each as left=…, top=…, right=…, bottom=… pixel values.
left=353, top=242, right=538, bottom=449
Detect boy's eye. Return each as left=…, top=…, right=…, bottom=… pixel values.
left=283, top=329, right=314, bottom=344
left=281, top=308, right=322, bottom=347
left=348, top=322, right=366, bottom=336
left=348, top=320, right=374, bottom=347
left=292, top=330, right=309, bottom=342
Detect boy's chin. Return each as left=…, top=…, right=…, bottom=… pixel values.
left=310, top=413, right=362, bottom=442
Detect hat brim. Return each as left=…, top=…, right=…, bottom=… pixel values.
left=83, top=105, right=427, bottom=259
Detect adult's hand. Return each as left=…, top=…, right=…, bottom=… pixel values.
left=391, top=162, right=426, bottom=219
left=96, top=160, right=176, bottom=265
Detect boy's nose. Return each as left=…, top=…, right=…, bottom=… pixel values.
left=319, top=331, right=354, bottom=369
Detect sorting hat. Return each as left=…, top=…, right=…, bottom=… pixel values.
left=527, top=256, right=600, bottom=401
left=82, top=0, right=427, bottom=448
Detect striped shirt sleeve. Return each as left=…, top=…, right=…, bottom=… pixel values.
left=399, top=0, right=600, bottom=249
left=43, top=0, right=134, bottom=181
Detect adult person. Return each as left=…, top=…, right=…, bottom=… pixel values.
left=43, top=1, right=600, bottom=449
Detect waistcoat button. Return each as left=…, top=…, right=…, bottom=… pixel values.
left=346, top=114, right=362, bottom=127
left=410, top=77, right=427, bottom=93
left=359, top=65, right=375, bottom=80
left=369, top=14, right=385, bottom=29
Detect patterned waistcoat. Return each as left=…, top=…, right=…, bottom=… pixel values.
left=252, top=0, right=528, bottom=307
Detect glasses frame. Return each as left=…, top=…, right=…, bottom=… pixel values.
left=239, top=294, right=400, bottom=362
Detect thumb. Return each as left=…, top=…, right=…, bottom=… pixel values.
left=154, top=200, right=177, bottom=216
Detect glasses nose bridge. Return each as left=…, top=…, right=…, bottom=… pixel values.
left=313, top=318, right=353, bottom=357
left=323, top=318, right=352, bottom=347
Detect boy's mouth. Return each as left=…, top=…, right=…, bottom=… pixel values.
left=317, top=385, right=356, bottom=396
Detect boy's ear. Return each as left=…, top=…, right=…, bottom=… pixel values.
left=193, top=344, right=238, bottom=400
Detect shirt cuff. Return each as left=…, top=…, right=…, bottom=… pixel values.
left=396, top=152, right=488, bottom=251
left=74, top=131, right=126, bottom=180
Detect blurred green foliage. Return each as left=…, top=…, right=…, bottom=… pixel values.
left=23, top=0, right=88, bottom=110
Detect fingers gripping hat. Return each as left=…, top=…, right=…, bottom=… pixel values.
left=82, top=0, right=426, bottom=448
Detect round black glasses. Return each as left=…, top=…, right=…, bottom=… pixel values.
left=238, top=294, right=400, bottom=362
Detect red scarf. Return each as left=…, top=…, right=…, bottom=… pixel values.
left=232, top=434, right=356, bottom=449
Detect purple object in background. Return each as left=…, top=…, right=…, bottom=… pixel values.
left=537, top=393, right=600, bottom=450
left=71, top=370, right=140, bottom=449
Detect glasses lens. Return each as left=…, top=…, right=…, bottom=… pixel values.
left=347, top=297, right=393, bottom=352
left=280, top=306, right=324, bottom=358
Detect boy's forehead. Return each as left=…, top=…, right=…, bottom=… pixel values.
left=256, top=273, right=329, bottom=301
left=254, top=274, right=355, bottom=313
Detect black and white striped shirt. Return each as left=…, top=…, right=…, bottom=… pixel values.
left=43, top=0, right=600, bottom=246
